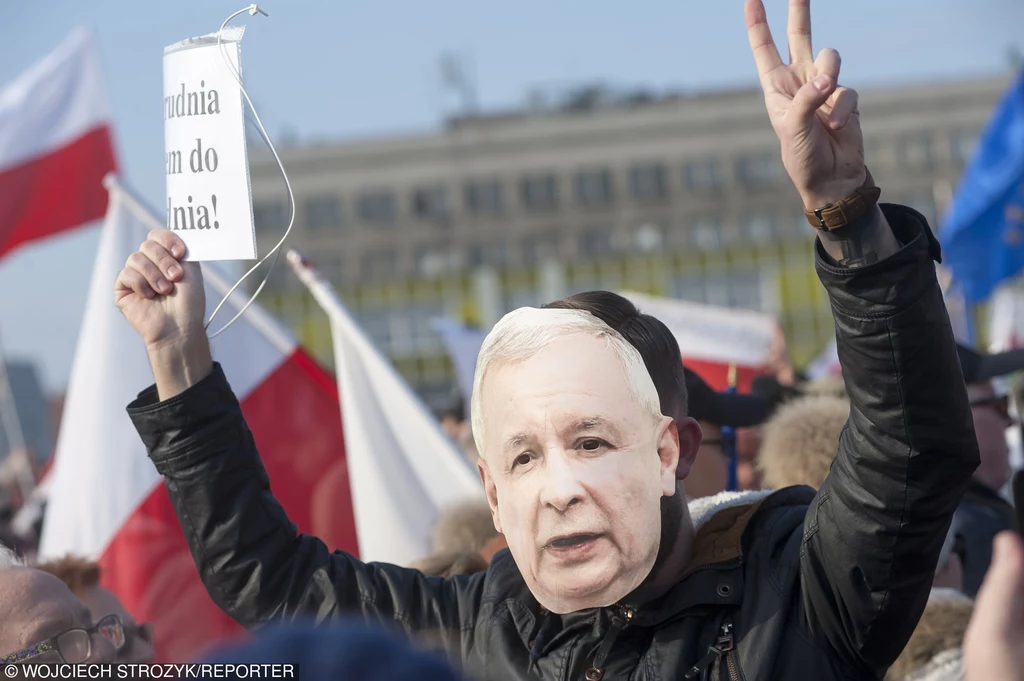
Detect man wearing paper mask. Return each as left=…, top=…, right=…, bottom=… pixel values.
left=114, top=2, right=979, bottom=678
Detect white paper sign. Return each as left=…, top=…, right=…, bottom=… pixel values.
left=163, top=27, right=256, bottom=261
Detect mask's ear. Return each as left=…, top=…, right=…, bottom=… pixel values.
left=656, top=417, right=682, bottom=497
left=478, top=459, right=503, bottom=534
left=672, top=416, right=702, bottom=482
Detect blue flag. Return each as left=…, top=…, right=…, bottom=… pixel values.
left=939, top=69, right=1024, bottom=303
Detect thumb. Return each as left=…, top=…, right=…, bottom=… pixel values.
left=789, top=74, right=836, bottom=127
left=972, top=532, right=1024, bottom=632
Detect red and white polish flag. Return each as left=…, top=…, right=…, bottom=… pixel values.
left=0, top=28, right=117, bottom=258
left=38, top=179, right=359, bottom=662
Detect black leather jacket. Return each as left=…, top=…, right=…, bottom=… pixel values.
left=128, top=205, right=978, bottom=681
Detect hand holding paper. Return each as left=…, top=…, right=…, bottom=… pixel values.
left=114, top=227, right=213, bottom=399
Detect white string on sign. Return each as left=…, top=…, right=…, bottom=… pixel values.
left=203, top=3, right=297, bottom=339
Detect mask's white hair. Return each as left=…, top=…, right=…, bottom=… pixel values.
left=470, top=307, right=663, bottom=455
left=0, top=543, right=24, bottom=571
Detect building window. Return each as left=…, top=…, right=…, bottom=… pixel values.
left=632, top=223, right=665, bottom=252
left=683, top=159, right=723, bottom=191
left=522, top=232, right=561, bottom=264
left=253, top=201, right=287, bottom=235
left=951, top=130, right=980, bottom=166
left=672, top=271, right=763, bottom=311
left=412, top=186, right=450, bottom=222
left=357, top=191, right=397, bottom=226
left=579, top=226, right=615, bottom=257
left=407, top=302, right=445, bottom=355
left=575, top=169, right=614, bottom=206
left=736, top=153, right=783, bottom=189
left=520, top=174, right=559, bottom=212
left=465, top=180, right=503, bottom=215
left=361, top=249, right=397, bottom=281
left=305, top=195, right=342, bottom=231
left=468, top=242, right=510, bottom=269
left=415, top=244, right=461, bottom=278
left=355, top=309, right=393, bottom=354
left=742, top=214, right=775, bottom=244
left=691, top=216, right=723, bottom=250
left=385, top=302, right=446, bottom=358
left=899, top=132, right=934, bottom=170
left=311, top=254, right=344, bottom=282
left=629, top=164, right=668, bottom=201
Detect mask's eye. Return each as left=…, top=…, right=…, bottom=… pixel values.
left=513, top=453, right=532, bottom=468
left=580, top=439, right=605, bottom=452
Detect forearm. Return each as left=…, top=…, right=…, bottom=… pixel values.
left=815, top=205, right=901, bottom=268
left=146, top=331, right=214, bottom=401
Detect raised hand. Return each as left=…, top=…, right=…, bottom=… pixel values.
left=745, top=0, right=865, bottom=210
left=114, top=230, right=212, bottom=398
left=964, top=532, right=1024, bottom=681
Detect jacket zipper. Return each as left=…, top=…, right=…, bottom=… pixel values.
left=723, top=646, right=740, bottom=681
left=683, top=620, right=734, bottom=680
left=581, top=605, right=635, bottom=681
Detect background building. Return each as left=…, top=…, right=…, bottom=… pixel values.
left=247, top=74, right=1011, bottom=411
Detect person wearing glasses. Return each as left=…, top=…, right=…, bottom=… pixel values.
left=952, top=344, right=1024, bottom=597
left=0, top=546, right=123, bottom=668
left=35, top=555, right=156, bottom=663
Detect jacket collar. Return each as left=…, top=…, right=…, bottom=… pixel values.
left=626, top=490, right=774, bottom=626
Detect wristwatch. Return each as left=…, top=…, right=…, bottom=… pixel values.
left=803, top=170, right=882, bottom=231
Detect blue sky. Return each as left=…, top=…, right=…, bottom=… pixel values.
left=0, top=0, right=1022, bottom=394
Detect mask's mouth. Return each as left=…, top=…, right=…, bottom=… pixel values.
left=547, top=533, right=602, bottom=549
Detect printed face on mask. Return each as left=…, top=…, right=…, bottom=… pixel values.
left=477, top=334, right=680, bottom=614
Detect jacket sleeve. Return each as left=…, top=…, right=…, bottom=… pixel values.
left=126, top=364, right=484, bottom=649
left=799, top=204, right=980, bottom=677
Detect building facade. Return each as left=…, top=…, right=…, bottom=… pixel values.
left=247, top=74, right=1012, bottom=410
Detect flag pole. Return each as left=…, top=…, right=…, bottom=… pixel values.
left=0, top=329, right=36, bottom=502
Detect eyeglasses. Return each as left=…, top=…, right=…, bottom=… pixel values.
left=119, top=621, right=154, bottom=655
left=1, top=614, right=125, bottom=664
left=969, top=394, right=1012, bottom=421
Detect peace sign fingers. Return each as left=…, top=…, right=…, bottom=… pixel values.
left=745, top=0, right=784, bottom=82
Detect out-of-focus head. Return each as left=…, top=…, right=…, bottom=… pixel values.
left=884, top=589, right=972, bottom=681
left=438, top=399, right=466, bottom=440
left=203, top=619, right=464, bottom=681
left=966, top=381, right=1013, bottom=492
left=957, top=344, right=1023, bottom=492
left=757, top=395, right=850, bottom=490
left=410, top=551, right=489, bottom=578
left=801, top=375, right=848, bottom=400
left=684, top=369, right=768, bottom=497
left=471, top=306, right=682, bottom=613
left=735, top=426, right=763, bottom=491
left=34, top=555, right=154, bottom=664
left=0, top=547, right=120, bottom=667
left=431, top=500, right=500, bottom=556
left=932, top=525, right=964, bottom=593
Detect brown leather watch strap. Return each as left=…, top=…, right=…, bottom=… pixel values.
left=803, top=171, right=881, bottom=231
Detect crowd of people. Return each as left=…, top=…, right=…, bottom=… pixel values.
left=3, top=0, right=1023, bottom=679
